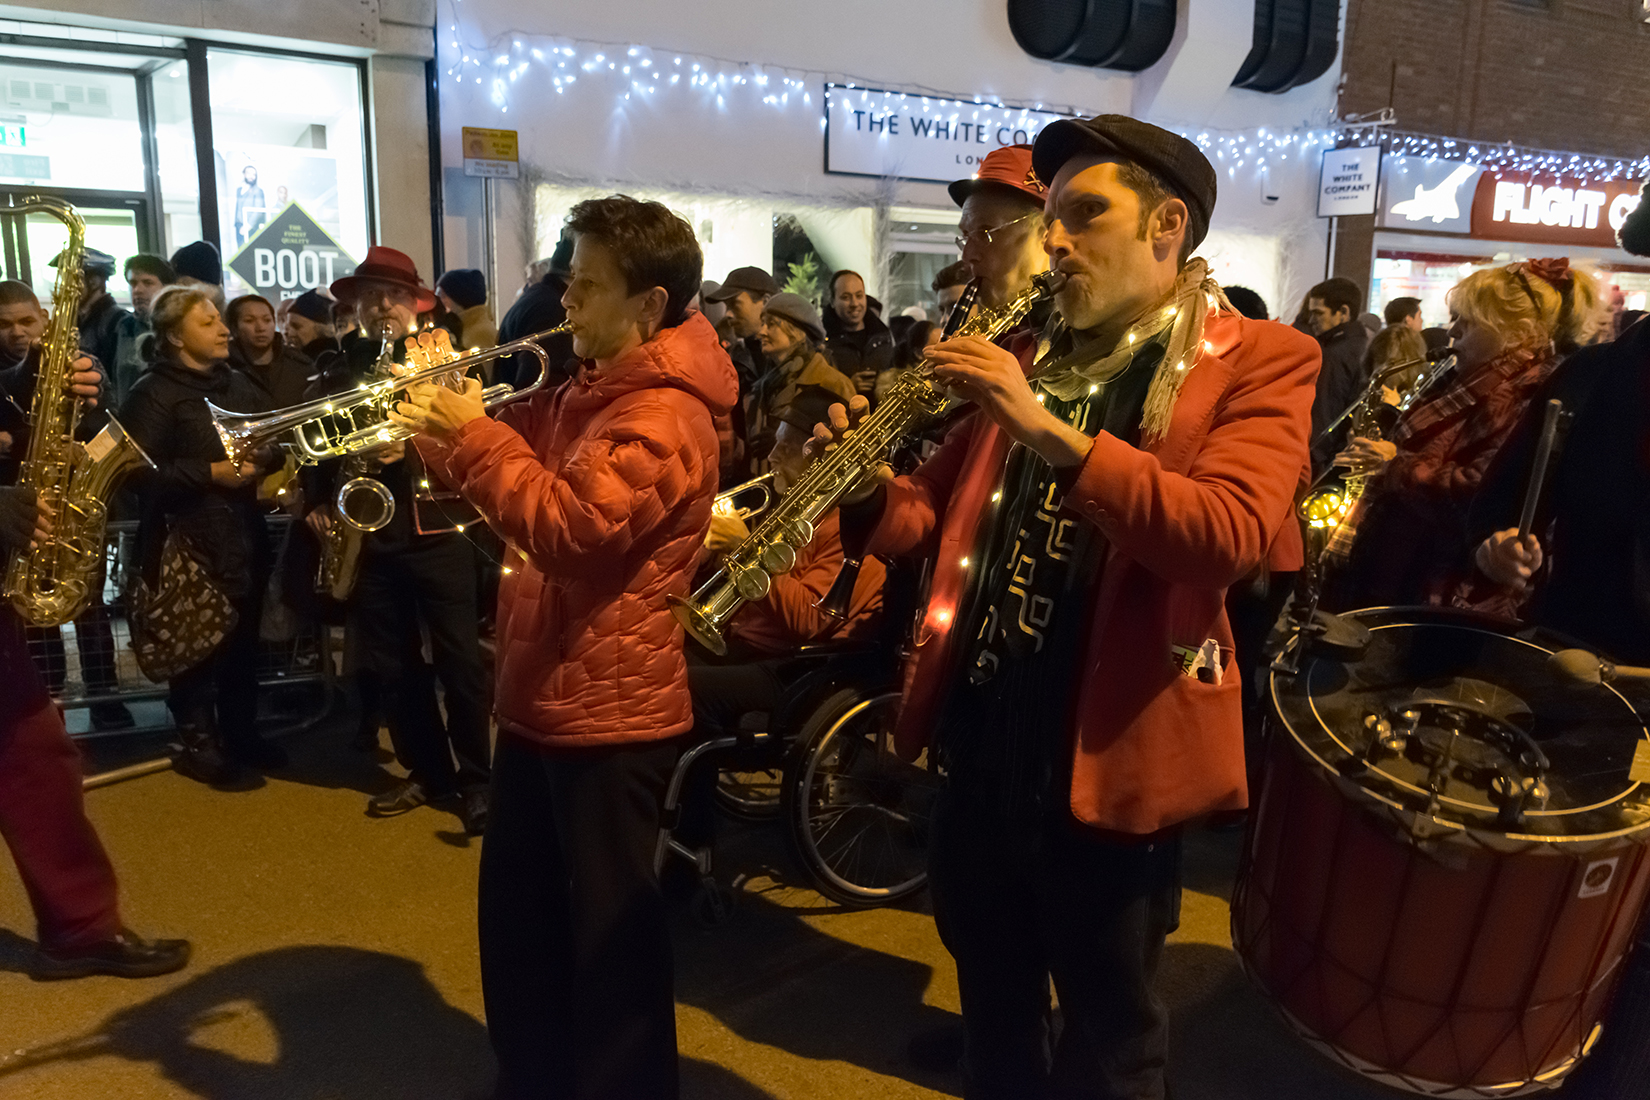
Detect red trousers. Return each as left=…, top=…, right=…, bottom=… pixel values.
left=0, top=608, right=121, bottom=949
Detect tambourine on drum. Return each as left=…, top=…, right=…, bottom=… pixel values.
left=1233, top=606, right=1650, bottom=1097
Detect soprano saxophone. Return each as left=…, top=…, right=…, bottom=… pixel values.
left=2, top=196, right=154, bottom=626
left=670, top=270, right=1064, bottom=655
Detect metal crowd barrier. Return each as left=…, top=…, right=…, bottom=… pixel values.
left=26, top=516, right=336, bottom=757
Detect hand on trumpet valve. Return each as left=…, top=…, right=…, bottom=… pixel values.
left=389, top=375, right=485, bottom=442
left=0, top=486, right=51, bottom=551
left=1334, top=436, right=1397, bottom=474
left=395, top=326, right=461, bottom=376
left=1476, top=529, right=1543, bottom=591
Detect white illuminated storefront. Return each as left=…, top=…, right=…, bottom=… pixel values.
left=1372, top=156, right=1649, bottom=328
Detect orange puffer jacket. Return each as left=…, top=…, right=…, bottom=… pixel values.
left=417, top=312, right=738, bottom=748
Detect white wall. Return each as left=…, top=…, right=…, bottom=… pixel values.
left=437, top=0, right=1344, bottom=312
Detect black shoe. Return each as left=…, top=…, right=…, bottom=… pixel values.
left=367, top=779, right=429, bottom=817
left=89, top=701, right=136, bottom=731
left=461, top=787, right=489, bottom=836
left=32, top=929, right=192, bottom=981
left=173, top=724, right=241, bottom=787
left=225, top=737, right=288, bottom=771
left=350, top=725, right=382, bottom=753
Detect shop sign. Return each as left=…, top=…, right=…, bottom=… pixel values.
left=1470, top=169, right=1642, bottom=248
left=463, top=126, right=519, bottom=179
left=1377, top=158, right=1483, bottom=233
left=824, top=84, right=1067, bottom=184
left=1317, top=146, right=1380, bottom=217
left=228, top=202, right=357, bottom=298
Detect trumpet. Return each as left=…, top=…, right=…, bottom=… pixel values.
left=711, top=474, right=776, bottom=522
left=209, top=323, right=572, bottom=466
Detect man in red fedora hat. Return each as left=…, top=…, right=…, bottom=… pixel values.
left=302, top=245, right=492, bottom=836
left=950, top=144, right=1052, bottom=316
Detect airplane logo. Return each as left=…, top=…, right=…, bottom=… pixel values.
left=1389, top=164, right=1477, bottom=223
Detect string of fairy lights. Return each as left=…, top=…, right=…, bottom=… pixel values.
left=439, top=12, right=1649, bottom=187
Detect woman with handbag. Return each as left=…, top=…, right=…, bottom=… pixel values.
left=120, top=285, right=284, bottom=784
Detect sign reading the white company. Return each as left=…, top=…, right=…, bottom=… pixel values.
left=1318, top=146, right=1381, bottom=217
left=824, top=83, right=1069, bottom=184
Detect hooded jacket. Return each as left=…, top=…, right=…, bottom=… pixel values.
left=417, top=311, right=738, bottom=748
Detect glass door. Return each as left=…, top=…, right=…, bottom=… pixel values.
left=0, top=193, right=150, bottom=308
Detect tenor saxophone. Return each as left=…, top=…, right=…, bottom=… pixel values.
left=2, top=196, right=154, bottom=626
left=670, top=270, right=1065, bottom=655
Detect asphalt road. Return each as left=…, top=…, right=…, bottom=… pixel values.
left=0, top=715, right=1405, bottom=1099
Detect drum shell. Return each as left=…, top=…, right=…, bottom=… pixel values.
left=1234, top=726, right=1650, bottom=1095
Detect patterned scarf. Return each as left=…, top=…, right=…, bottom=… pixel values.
left=1034, top=257, right=1231, bottom=442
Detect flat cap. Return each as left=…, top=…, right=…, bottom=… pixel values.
left=705, top=266, right=780, bottom=303
left=1032, top=115, right=1217, bottom=249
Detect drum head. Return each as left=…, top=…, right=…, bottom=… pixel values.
left=1270, top=606, right=1650, bottom=840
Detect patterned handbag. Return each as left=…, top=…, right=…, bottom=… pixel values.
left=130, top=527, right=239, bottom=682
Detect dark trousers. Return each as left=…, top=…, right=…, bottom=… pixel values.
left=480, top=733, right=681, bottom=1100
left=929, top=783, right=1181, bottom=1100
left=0, top=613, right=121, bottom=948
left=168, top=575, right=264, bottom=750
left=355, top=534, right=489, bottom=795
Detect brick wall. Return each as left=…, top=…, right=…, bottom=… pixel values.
left=1340, top=0, right=1650, bottom=158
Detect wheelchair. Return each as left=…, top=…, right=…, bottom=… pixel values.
left=653, top=563, right=938, bottom=922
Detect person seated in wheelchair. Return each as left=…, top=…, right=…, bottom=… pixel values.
left=690, top=384, right=888, bottom=735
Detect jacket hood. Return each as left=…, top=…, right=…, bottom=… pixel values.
left=573, top=310, right=737, bottom=417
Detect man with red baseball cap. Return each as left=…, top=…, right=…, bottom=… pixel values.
left=950, top=144, right=1052, bottom=315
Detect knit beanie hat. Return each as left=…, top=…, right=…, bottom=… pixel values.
left=170, top=240, right=222, bottom=286
left=290, top=289, right=335, bottom=324
left=436, top=268, right=488, bottom=310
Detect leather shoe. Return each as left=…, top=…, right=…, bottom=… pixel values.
left=32, top=929, right=191, bottom=981
left=367, top=779, right=429, bottom=817
left=461, top=787, right=490, bottom=836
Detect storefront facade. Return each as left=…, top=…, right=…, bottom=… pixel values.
left=436, top=0, right=1344, bottom=321
left=1369, top=156, right=1648, bottom=328
left=0, top=0, right=435, bottom=309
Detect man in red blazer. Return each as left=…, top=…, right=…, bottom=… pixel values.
left=396, top=196, right=737, bottom=1100
left=822, top=116, right=1319, bottom=1098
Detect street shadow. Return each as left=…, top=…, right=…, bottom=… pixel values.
left=671, top=821, right=962, bottom=1097
left=0, top=944, right=496, bottom=1100
left=1164, top=942, right=1399, bottom=1100
left=680, top=1057, right=785, bottom=1099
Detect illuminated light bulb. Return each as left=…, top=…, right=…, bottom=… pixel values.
left=959, top=557, right=970, bottom=568
left=420, top=480, right=430, bottom=489
left=1127, top=332, right=1136, bottom=344
left=377, top=428, right=392, bottom=442
left=1204, top=341, right=1214, bottom=352
left=1036, top=392, right=1046, bottom=403
left=935, top=609, right=951, bottom=624
left=1175, top=361, right=1186, bottom=371
left=502, top=566, right=513, bottom=575
left=991, top=491, right=1002, bottom=502
left=1089, top=384, right=1099, bottom=394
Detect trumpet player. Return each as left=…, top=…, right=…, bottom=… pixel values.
left=392, top=195, right=737, bottom=1100
left=305, top=247, right=490, bottom=832
left=814, top=116, right=1319, bottom=1098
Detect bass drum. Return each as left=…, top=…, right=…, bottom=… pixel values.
left=1233, top=606, right=1650, bottom=1097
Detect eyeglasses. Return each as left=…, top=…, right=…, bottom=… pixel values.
left=955, top=210, right=1040, bottom=251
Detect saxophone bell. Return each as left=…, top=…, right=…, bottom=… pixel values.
left=336, top=476, right=395, bottom=533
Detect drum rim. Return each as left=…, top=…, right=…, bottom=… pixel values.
left=1270, top=609, right=1650, bottom=846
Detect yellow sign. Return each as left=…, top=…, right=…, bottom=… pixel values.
left=463, top=127, right=519, bottom=179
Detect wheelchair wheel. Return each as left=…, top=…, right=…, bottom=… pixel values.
left=713, top=767, right=783, bottom=820
left=782, top=688, right=936, bottom=907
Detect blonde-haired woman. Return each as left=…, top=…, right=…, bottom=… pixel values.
left=1326, top=258, right=1600, bottom=609
left=120, top=285, right=282, bottom=784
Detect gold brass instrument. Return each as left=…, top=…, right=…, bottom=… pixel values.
left=712, top=473, right=776, bottom=523
left=670, top=270, right=1065, bottom=655
left=315, top=455, right=394, bottom=600
left=208, top=322, right=572, bottom=467
left=1299, top=352, right=1448, bottom=540
left=2, top=196, right=155, bottom=626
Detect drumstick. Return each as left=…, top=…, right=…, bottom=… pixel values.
left=1517, top=399, right=1564, bottom=540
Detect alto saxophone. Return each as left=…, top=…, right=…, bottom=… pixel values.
left=670, top=270, right=1065, bottom=655
left=315, top=336, right=399, bottom=601
left=2, top=196, right=154, bottom=626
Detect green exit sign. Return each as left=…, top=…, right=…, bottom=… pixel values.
left=0, top=125, right=24, bottom=147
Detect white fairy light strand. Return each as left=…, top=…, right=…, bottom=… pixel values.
left=440, top=11, right=1646, bottom=186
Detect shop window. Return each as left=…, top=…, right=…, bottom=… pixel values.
left=0, top=60, right=145, bottom=192
left=206, top=49, right=369, bottom=300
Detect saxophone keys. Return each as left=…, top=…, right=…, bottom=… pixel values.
left=732, top=563, right=772, bottom=601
